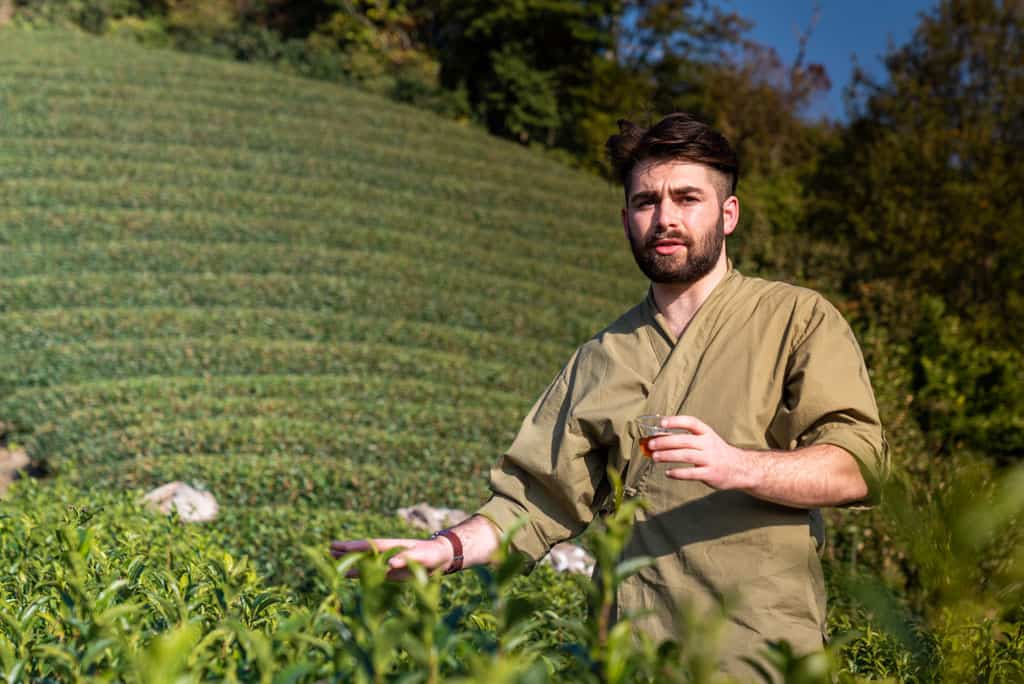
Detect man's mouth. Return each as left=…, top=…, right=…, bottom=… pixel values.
left=649, top=236, right=688, bottom=256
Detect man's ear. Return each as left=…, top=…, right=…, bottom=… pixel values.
left=722, top=195, right=740, bottom=235
left=621, top=207, right=629, bottom=239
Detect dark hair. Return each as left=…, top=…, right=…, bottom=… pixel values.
left=606, top=113, right=739, bottom=199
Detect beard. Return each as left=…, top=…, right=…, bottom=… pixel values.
left=628, top=213, right=725, bottom=286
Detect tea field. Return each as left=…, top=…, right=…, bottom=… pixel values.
left=0, top=29, right=643, bottom=522
left=0, top=28, right=655, bottom=680
left=0, top=28, right=979, bottom=683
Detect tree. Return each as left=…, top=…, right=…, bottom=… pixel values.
left=431, top=0, right=622, bottom=147
left=809, top=0, right=1024, bottom=462
left=812, top=0, right=1024, bottom=345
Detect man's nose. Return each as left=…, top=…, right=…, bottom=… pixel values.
left=655, top=196, right=681, bottom=229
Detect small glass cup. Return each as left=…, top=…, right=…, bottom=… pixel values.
left=635, top=415, right=690, bottom=458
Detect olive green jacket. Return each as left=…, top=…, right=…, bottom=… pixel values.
left=476, top=268, right=888, bottom=678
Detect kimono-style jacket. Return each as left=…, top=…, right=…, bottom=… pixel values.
left=476, top=268, right=889, bottom=677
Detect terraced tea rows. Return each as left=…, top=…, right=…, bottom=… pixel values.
left=0, top=30, right=640, bottom=582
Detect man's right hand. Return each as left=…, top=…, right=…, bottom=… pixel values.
left=329, top=515, right=501, bottom=580
left=329, top=537, right=455, bottom=580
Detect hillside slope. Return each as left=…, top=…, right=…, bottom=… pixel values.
left=0, top=30, right=641, bottom=524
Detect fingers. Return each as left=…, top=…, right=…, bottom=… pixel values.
left=331, top=548, right=416, bottom=579
left=329, top=538, right=414, bottom=559
left=329, top=538, right=450, bottom=579
left=384, top=567, right=414, bottom=581
left=386, top=549, right=427, bottom=569
left=660, top=415, right=707, bottom=434
left=330, top=540, right=368, bottom=557
left=651, top=448, right=705, bottom=466
left=645, top=434, right=700, bottom=453
left=381, top=546, right=445, bottom=580
left=383, top=559, right=420, bottom=582
left=666, top=466, right=710, bottom=480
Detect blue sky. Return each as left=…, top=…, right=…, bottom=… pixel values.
left=723, top=0, right=937, bottom=120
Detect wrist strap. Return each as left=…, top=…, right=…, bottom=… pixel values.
left=430, top=528, right=464, bottom=574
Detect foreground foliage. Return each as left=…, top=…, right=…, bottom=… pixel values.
left=0, top=479, right=575, bottom=682
left=3, top=473, right=1023, bottom=682
left=0, top=476, right=822, bottom=682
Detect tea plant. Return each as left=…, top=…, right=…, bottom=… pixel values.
left=0, top=475, right=769, bottom=682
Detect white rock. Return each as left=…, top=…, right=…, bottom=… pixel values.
left=396, top=502, right=469, bottom=531
left=541, top=542, right=595, bottom=576
left=144, top=481, right=218, bottom=523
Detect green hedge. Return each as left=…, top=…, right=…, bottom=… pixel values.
left=0, top=374, right=525, bottom=428
left=0, top=275, right=605, bottom=349
left=0, top=338, right=544, bottom=394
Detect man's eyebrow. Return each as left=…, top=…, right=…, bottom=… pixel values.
left=670, top=185, right=704, bottom=196
left=628, top=189, right=658, bottom=203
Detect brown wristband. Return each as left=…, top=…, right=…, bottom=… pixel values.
left=430, top=528, right=464, bottom=574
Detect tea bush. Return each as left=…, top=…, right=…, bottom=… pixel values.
left=4, top=472, right=865, bottom=682
left=0, top=478, right=590, bottom=681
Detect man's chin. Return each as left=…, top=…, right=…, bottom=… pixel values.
left=644, top=260, right=718, bottom=286
left=640, top=259, right=690, bottom=283
left=650, top=274, right=701, bottom=286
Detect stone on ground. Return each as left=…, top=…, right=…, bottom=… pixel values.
left=144, top=481, right=219, bottom=522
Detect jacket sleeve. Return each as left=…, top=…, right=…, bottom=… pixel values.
left=768, top=296, right=890, bottom=504
left=475, top=348, right=609, bottom=562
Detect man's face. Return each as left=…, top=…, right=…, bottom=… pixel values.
left=622, top=160, right=737, bottom=286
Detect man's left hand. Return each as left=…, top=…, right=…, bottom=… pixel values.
left=647, top=415, right=759, bottom=490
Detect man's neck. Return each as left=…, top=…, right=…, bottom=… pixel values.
left=651, top=254, right=730, bottom=340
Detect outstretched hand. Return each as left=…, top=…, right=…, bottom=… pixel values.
left=645, top=415, right=759, bottom=491
left=330, top=537, right=454, bottom=580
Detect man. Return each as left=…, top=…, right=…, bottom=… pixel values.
left=332, top=113, right=888, bottom=677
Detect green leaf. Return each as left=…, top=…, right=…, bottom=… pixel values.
left=612, top=556, right=654, bottom=583
left=4, top=660, right=26, bottom=684
left=80, top=637, right=117, bottom=670
left=272, top=661, right=318, bottom=684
